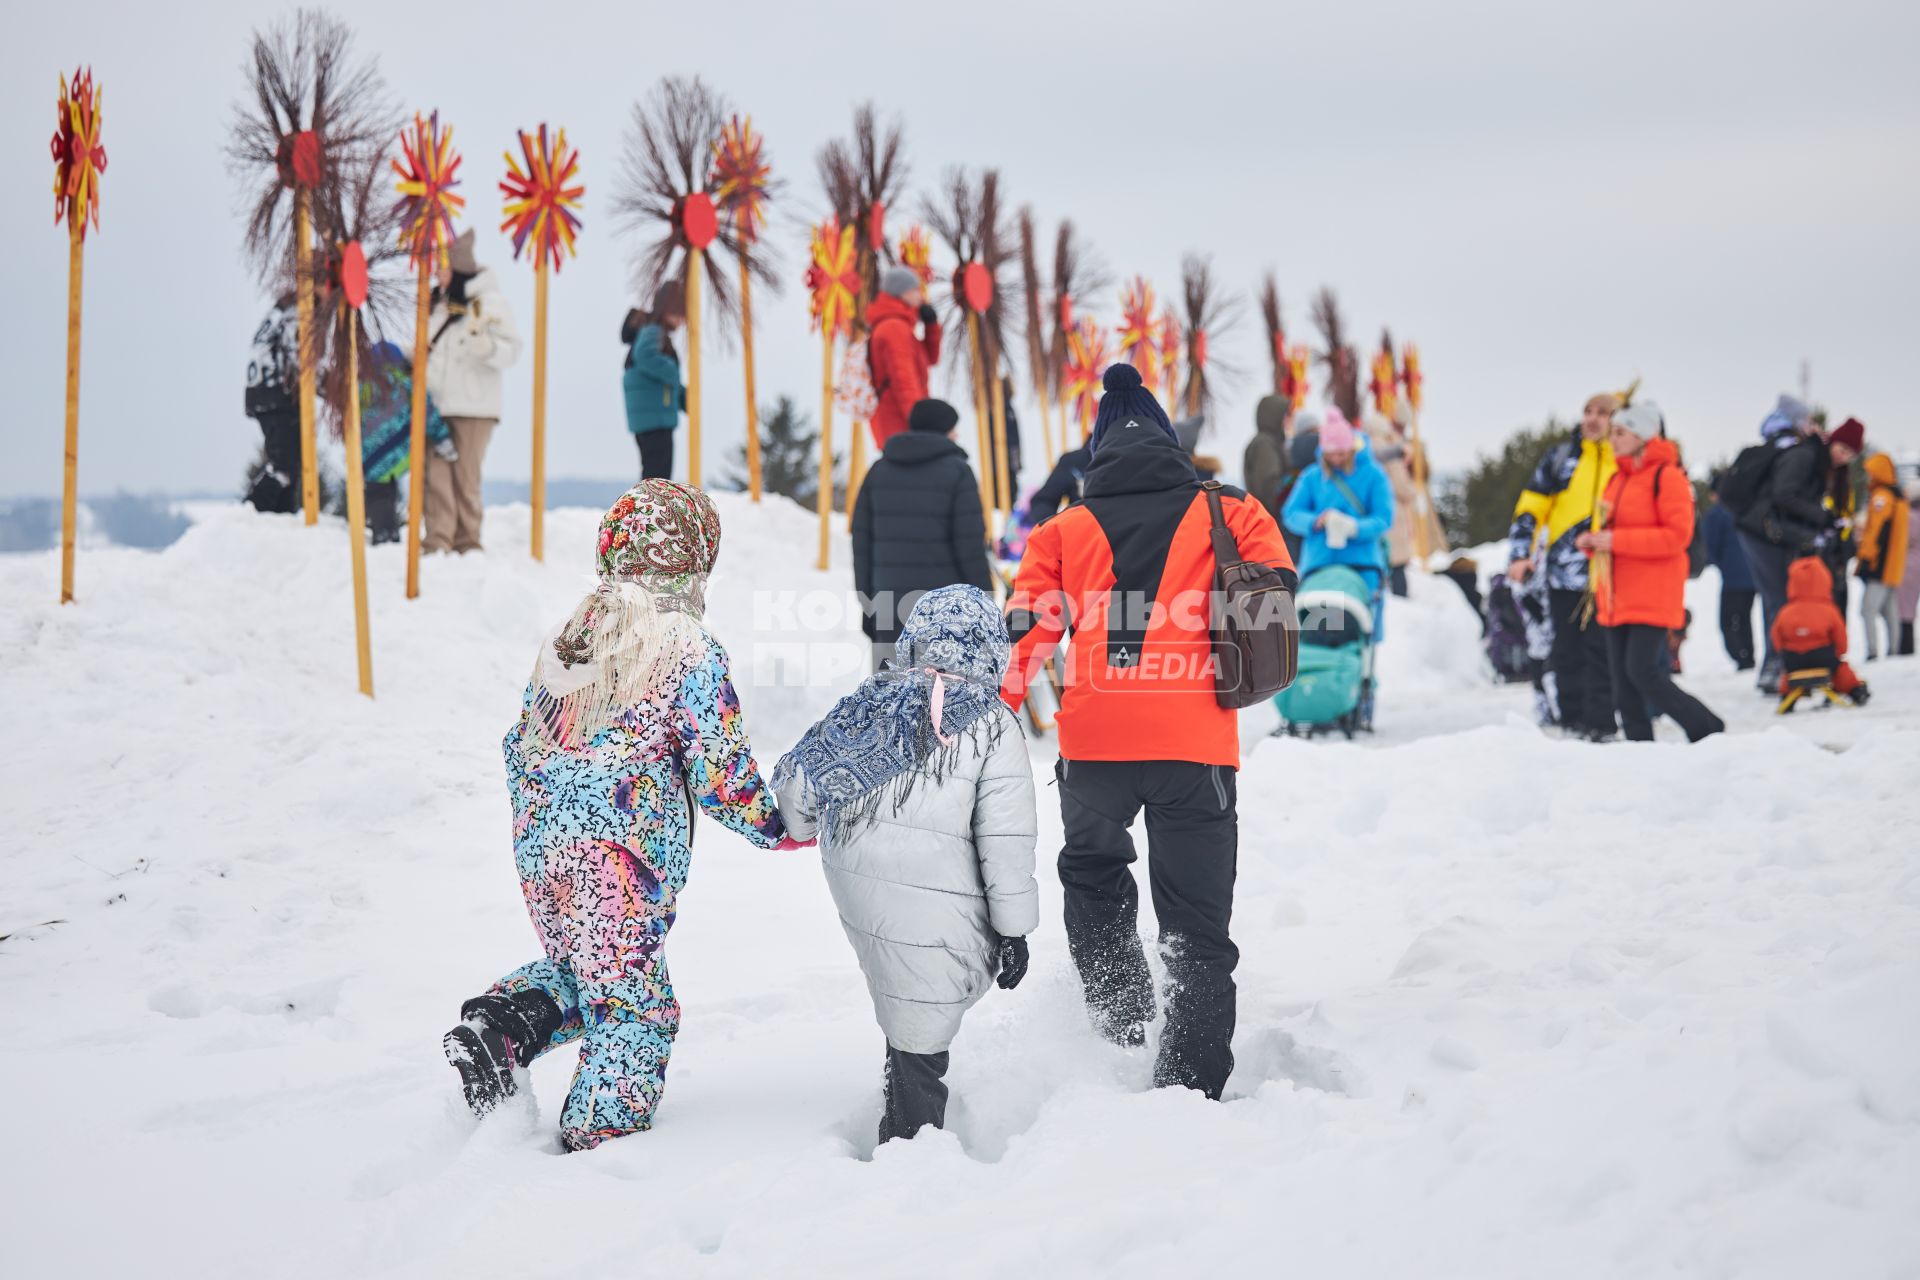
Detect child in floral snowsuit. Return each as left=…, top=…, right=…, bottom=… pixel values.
left=445, top=480, right=797, bottom=1150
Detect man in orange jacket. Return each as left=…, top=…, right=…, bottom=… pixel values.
left=1002, top=364, right=1295, bottom=1099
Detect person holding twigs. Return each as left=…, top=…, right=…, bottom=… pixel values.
left=622, top=280, right=688, bottom=481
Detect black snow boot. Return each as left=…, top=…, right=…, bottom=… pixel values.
left=1848, top=683, right=1872, bottom=707
left=443, top=989, right=564, bottom=1117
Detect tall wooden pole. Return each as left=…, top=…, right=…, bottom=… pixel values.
left=1409, top=406, right=1435, bottom=564
left=404, top=263, right=431, bottom=596
left=59, top=218, right=84, bottom=605
left=1035, top=377, right=1056, bottom=468
left=845, top=418, right=866, bottom=520
left=816, top=330, right=836, bottom=570
left=531, top=256, right=550, bottom=561
left=686, top=252, right=704, bottom=488
left=966, top=313, right=992, bottom=522
left=295, top=191, right=319, bottom=526
left=990, top=368, right=1012, bottom=533
left=1163, top=365, right=1179, bottom=431
left=342, top=310, right=374, bottom=697
left=739, top=256, right=762, bottom=501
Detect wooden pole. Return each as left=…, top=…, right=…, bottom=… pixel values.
left=59, top=219, right=84, bottom=605
left=1409, top=406, right=1435, bottom=564
left=739, top=256, right=762, bottom=502
left=342, top=309, right=375, bottom=697
left=816, top=330, right=836, bottom=570
left=845, top=419, right=866, bottom=521
left=1164, top=365, right=1179, bottom=428
left=990, top=367, right=1012, bottom=533
left=965, top=312, right=992, bottom=523
left=531, top=255, right=549, bottom=561
left=1035, top=379, right=1056, bottom=468
left=686, top=252, right=704, bottom=488
left=404, top=262, right=430, bottom=597
left=295, top=191, right=319, bottom=526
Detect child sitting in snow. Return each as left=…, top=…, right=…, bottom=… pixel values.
left=1771, top=556, right=1870, bottom=705
left=773, top=585, right=1039, bottom=1144
left=444, top=480, right=802, bottom=1151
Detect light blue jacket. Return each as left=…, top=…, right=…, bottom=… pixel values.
left=622, top=324, right=685, bottom=434
left=1282, top=442, right=1396, bottom=576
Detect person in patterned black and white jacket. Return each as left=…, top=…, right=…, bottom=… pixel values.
left=243, top=293, right=301, bottom=514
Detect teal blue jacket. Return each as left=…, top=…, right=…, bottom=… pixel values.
left=623, top=324, right=685, bottom=434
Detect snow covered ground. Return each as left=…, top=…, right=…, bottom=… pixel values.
left=3, top=496, right=1917, bottom=1279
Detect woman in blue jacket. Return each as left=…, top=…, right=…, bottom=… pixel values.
left=622, top=281, right=688, bottom=480
left=1283, top=407, right=1396, bottom=576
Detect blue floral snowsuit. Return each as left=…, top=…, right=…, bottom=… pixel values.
left=486, top=627, right=785, bottom=1148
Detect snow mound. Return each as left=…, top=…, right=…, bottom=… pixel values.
left=3, top=499, right=1918, bottom=1278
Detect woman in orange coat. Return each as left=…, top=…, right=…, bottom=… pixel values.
left=1577, top=403, right=1725, bottom=742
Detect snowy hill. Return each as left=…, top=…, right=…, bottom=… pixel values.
left=2, top=498, right=1917, bottom=1278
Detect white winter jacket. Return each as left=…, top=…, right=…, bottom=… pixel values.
left=775, top=712, right=1040, bottom=1054
left=425, top=268, right=522, bottom=420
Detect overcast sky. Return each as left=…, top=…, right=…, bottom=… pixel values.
left=4, top=0, right=1916, bottom=501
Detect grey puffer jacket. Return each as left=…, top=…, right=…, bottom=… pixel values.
left=775, top=711, right=1039, bottom=1054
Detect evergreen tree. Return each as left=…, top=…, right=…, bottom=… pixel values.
left=721, top=395, right=845, bottom=509
left=1435, top=418, right=1569, bottom=549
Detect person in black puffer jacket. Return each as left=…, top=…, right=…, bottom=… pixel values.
left=1735, top=398, right=1837, bottom=687
left=852, top=398, right=994, bottom=668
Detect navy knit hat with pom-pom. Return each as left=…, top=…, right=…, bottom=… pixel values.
left=1089, top=363, right=1175, bottom=453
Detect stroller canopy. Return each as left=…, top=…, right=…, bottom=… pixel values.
left=1296, top=564, right=1376, bottom=648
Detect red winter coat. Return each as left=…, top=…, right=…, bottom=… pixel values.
left=865, top=293, right=942, bottom=445
left=1593, top=436, right=1693, bottom=629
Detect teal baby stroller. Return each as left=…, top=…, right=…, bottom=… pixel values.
left=1273, top=565, right=1379, bottom=738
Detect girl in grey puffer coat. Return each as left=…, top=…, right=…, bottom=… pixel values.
left=774, top=586, right=1039, bottom=1143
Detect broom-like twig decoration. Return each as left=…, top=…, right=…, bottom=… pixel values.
left=1179, top=253, right=1241, bottom=421
left=817, top=102, right=906, bottom=313
left=1259, top=272, right=1292, bottom=401
left=1048, top=221, right=1108, bottom=433
left=314, top=142, right=408, bottom=428
left=975, top=171, right=1016, bottom=520
left=1310, top=286, right=1361, bottom=423
left=923, top=168, right=998, bottom=519
left=1018, top=208, right=1056, bottom=466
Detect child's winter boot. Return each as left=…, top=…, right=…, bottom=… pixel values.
left=1849, top=683, right=1872, bottom=707
left=444, top=989, right=564, bottom=1117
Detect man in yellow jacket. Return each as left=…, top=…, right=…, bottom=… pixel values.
left=1506, top=393, right=1619, bottom=739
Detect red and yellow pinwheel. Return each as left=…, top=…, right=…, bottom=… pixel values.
left=1370, top=345, right=1400, bottom=420
left=709, top=114, right=770, bottom=246
left=1157, top=308, right=1182, bottom=420
left=1288, top=343, right=1312, bottom=411
left=52, top=67, right=106, bottom=605
left=899, top=225, right=933, bottom=289
left=499, top=123, right=584, bottom=563
left=1400, top=342, right=1423, bottom=412
left=1117, top=277, right=1160, bottom=384
left=392, top=111, right=465, bottom=594
left=501, top=125, right=583, bottom=273
left=1062, top=317, right=1111, bottom=438
left=805, top=217, right=859, bottom=338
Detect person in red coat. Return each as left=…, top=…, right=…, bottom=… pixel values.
left=1577, top=402, right=1725, bottom=742
left=865, top=267, right=943, bottom=446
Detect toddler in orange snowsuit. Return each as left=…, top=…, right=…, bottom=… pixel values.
left=1771, top=557, right=1867, bottom=699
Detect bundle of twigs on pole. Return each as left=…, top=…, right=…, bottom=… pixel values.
left=708, top=115, right=781, bottom=502
left=391, top=110, right=461, bottom=596
left=1179, top=254, right=1241, bottom=424
left=923, top=169, right=998, bottom=524
left=818, top=104, right=906, bottom=510
left=616, top=76, right=747, bottom=490
left=974, top=173, right=1016, bottom=528
left=1046, top=221, right=1108, bottom=447
left=1311, top=286, right=1362, bottom=424
left=51, top=67, right=105, bottom=606
left=1259, top=272, right=1296, bottom=404
left=1017, top=209, right=1055, bottom=467
left=227, top=9, right=394, bottom=526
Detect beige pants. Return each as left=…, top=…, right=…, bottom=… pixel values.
left=424, top=416, right=495, bottom=552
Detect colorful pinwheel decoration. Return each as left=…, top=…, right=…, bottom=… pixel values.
left=1062, top=317, right=1111, bottom=438
left=1400, top=342, right=1423, bottom=412
left=1117, top=277, right=1160, bottom=385
left=900, top=225, right=933, bottom=289
left=390, top=110, right=463, bottom=593
left=709, top=114, right=776, bottom=500
left=1158, top=307, right=1182, bottom=419
left=501, top=125, right=584, bottom=273
left=1370, top=333, right=1400, bottom=420
left=1288, top=343, right=1313, bottom=411
left=52, top=68, right=106, bottom=237
left=52, top=67, right=106, bottom=605
left=806, top=217, right=859, bottom=567
left=393, top=111, right=463, bottom=270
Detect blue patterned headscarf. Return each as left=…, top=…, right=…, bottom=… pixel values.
left=774, top=585, right=1013, bottom=848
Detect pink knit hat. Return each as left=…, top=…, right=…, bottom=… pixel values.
left=1319, top=407, right=1357, bottom=453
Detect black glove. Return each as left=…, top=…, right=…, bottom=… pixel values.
left=918, top=303, right=939, bottom=328
left=995, top=935, right=1029, bottom=990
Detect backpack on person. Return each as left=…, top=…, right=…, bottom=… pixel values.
left=1201, top=481, right=1298, bottom=708
left=1485, top=574, right=1536, bottom=684
left=1716, top=443, right=1778, bottom=518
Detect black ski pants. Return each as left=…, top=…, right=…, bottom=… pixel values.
left=1056, top=758, right=1239, bottom=1100
left=1606, top=623, right=1725, bottom=743
left=1718, top=587, right=1757, bottom=670
left=1549, top=587, right=1616, bottom=736
left=636, top=430, right=674, bottom=482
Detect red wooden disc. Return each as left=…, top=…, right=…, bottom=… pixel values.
left=340, top=241, right=369, bottom=309
left=679, top=193, right=718, bottom=250
left=1193, top=328, right=1209, bottom=369
left=290, top=131, right=324, bottom=190
left=867, top=201, right=887, bottom=254
left=961, top=261, right=992, bottom=313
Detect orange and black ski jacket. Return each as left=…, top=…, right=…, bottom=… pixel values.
left=1771, top=556, right=1849, bottom=665
left=1001, top=420, right=1295, bottom=766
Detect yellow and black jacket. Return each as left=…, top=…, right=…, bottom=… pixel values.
left=1507, top=431, right=1617, bottom=591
